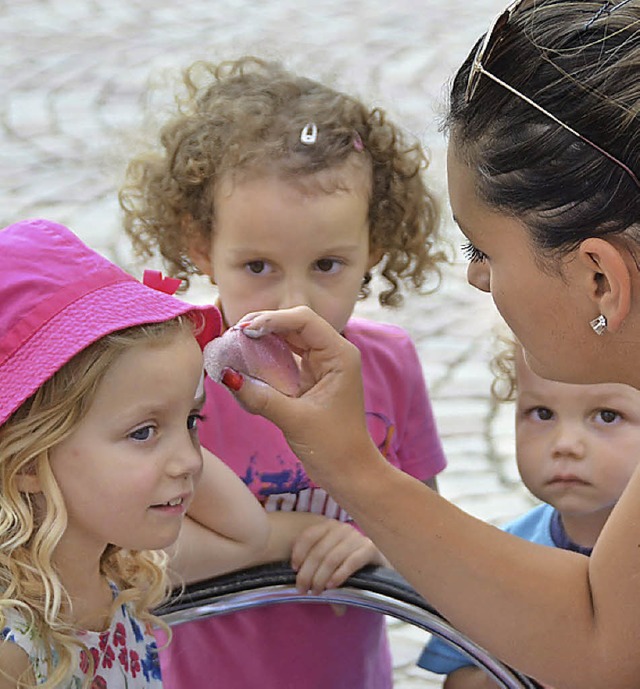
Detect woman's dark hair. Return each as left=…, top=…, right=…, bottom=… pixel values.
left=447, top=0, right=640, bottom=257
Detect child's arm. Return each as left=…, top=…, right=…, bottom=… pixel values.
left=241, top=510, right=388, bottom=594
left=167, top=448, right=269, bottom=584
left=243, top=510, right=387, bottom=588
left=256, top=511, right=327, bottom=563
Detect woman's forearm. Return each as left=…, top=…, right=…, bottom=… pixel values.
left=230, top=307, right=640, bottom=688
left=444, top=666, right=506, bottom=689
left=323, top=454, right=640, bottom=689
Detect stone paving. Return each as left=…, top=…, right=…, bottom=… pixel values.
left=0, top=0, right=538, bottom=685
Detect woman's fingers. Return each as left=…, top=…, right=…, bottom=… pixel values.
left=228, top=307, right=376, bottom=486
left=238, top=305, right=341, bottom=355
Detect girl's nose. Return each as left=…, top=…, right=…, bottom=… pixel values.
left=467, top=261, right=490, bottom=293
left=168, top=437, right=203, bottom=478
left=278, top=278, right=310, bottom=310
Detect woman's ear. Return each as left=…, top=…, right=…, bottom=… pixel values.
left=578, top=237, right=632, bottom=333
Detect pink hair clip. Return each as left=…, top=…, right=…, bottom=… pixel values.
left=143, top=270, right=182, bottom=296
left=353, top=132, right=364, bottom=152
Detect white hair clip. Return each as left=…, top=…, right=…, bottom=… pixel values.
left=300, top=123, right=318, bottom=145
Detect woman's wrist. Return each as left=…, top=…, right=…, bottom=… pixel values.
left=312, top=443, right=401, bottom=521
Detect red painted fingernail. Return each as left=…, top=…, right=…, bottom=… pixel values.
left=221, top=368, right=244, bottom=391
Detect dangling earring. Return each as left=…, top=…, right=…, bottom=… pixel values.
left=590, top=314, right=607, bottom=335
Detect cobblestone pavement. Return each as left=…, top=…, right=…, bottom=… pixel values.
left=1, top=1, right=538, bottom=686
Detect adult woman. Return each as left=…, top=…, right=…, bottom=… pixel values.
left=223, top=2, right=640, bottom=687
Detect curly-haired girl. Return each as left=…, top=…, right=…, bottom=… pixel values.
left=120, top=56, right=449, bottom=689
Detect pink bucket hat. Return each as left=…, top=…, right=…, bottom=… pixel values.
left=0, top=218, right=222, bottom=426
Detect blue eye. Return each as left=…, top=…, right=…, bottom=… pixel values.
left=129, top=425, right=155, bottom=441
left=461, top=242, right=488, bottom=263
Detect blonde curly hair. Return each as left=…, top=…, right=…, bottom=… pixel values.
left=0, top=319, right=190, bottom=688
left=489, top=329, right=520, bottom=404
left=120, top=56, right=448, bottom=306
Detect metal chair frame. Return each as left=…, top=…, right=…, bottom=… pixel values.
left=157, top=562, right=542, bottom=689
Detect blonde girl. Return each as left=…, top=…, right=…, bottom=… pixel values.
left=0, top=218, right=267, bottom=688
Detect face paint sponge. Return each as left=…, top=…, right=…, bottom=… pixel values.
left=203, top=326, right=300, bottom=396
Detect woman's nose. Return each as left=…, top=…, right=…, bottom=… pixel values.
left=467, top=261, right=491, bottom=293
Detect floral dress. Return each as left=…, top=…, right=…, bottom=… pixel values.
left=1, top=593, right=163, bottom=688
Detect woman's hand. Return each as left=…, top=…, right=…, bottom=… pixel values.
left=229, top=306, right=383, bottom=487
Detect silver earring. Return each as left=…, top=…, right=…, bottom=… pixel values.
left=590, top=314, right=607, bottom=335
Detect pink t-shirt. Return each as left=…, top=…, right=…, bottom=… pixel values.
left=161, top=318, right=446, bottom=689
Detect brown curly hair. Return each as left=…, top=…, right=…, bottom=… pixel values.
left=120, top=56, right=447, bottom=306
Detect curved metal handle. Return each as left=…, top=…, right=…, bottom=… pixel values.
left=157, top=562, right=542, bottom=689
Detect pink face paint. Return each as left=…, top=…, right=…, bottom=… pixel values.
left=204, top=326, right=300, bottom=396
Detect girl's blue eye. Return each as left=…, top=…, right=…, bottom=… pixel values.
left=130, top=425, right=155, bottom=441
left=461, top=242, right=488, bottom=263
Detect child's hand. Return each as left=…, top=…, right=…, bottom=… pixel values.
left=291, top=519, right=389, bottom=595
